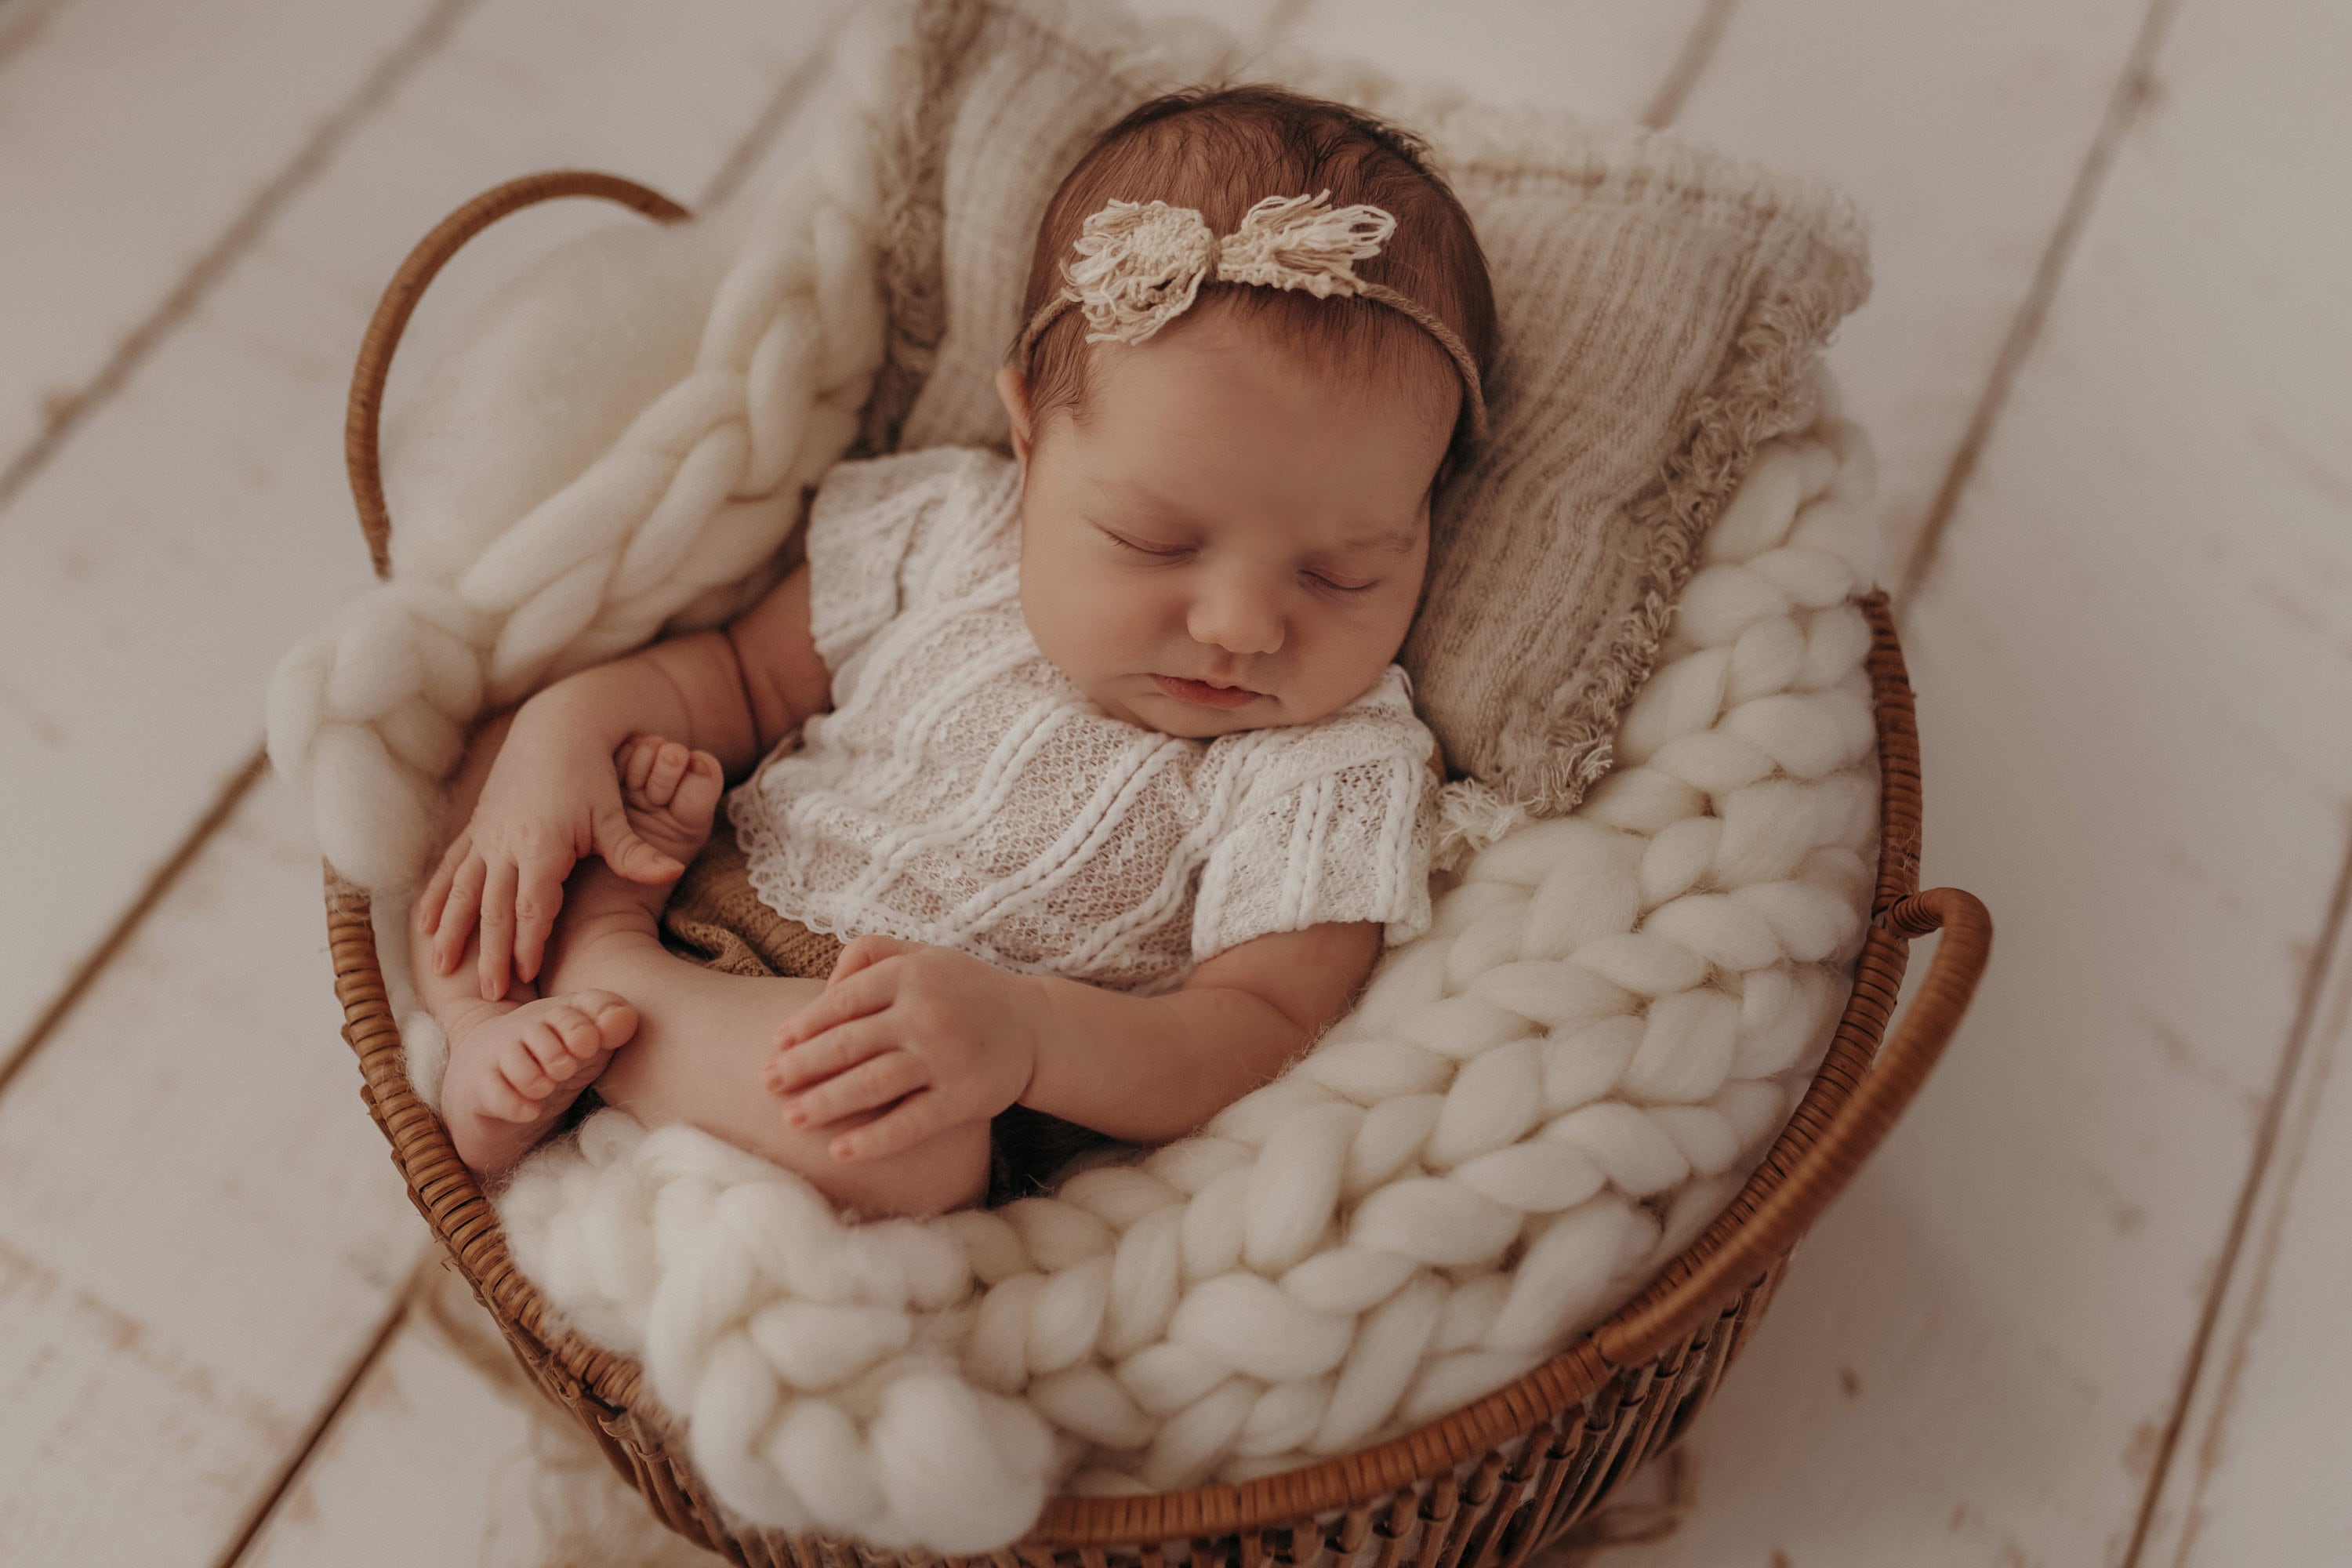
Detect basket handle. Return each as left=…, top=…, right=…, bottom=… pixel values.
left=344, top=171, right=690, bottom=579
left=1594, top=884, right=1993, bottom=1367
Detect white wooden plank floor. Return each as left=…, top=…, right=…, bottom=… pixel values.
left=3, top=0, right=2346, bottom=1563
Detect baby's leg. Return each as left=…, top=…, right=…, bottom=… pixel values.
left=410, top=712, right=639, bottom=1179
left=546, top=741, right=991, bottom=1219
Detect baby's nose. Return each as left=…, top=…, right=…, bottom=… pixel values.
left=1188, top=574, right=1286, bottom=656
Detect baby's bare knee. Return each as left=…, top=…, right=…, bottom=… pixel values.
left=821, top=1118, right=992, bottom=1220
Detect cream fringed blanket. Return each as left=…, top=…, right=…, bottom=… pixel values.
left=262, top=0, right=1878, bottom=1551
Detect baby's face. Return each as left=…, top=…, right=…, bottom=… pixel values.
left=999, top=309, right=1455, bottom=740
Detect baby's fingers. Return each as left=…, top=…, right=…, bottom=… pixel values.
left=512, top=848, right=569, bottom=985
left=620, top=735, right=661, bottom=797
left=477, top=859, right=519, bottom=1000
left=433, top=852, right=488, bottom=976
left=767, top=1014, right=894, bottom=1099
left=592, top=804, right=684, bottom=886
left=420, top=833, right=469, bottom=934
left=828, top=1091, right=950, bottom=1164
left=786, top=1050, right=925, bottom=1133
left=777, top=964, right=893, bottom=1049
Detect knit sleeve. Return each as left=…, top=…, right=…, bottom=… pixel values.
left=802, top=446, right=993, bottom=680
left=1189, top=673, right=1440, bottom=961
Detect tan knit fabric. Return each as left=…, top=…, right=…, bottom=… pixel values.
left=858, top=0, right=1870, bottom=814
left=660, top=825, right=847, bottom=978
left=659, top=824, right=1123, bottom=1206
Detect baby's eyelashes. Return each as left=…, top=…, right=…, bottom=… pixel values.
left=1100, top=526, right=1381, bottom=594
left=1097, top=525, right=1193, bottom=559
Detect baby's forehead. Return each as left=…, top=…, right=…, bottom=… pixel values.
left=1065, top=319, right=1450, bottom=502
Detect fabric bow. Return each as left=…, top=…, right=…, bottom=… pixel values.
left=1062, top=191, right=1397, bottom=346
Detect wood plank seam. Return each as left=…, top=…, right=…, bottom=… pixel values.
left=1638, top=0, right=1740, bottom=130
left=207, top=31, right=869, bottom=1559
left=0, top=0, right=482, bottom=526
left=2121, top=829, right=2352, bottom=1567
left=0, top=746, right=267, bottom=1096
left=1893, top=0, right=2183, bottom=606
left=1, top=0, right=862, bottom=1101
left=208, top=1254, right=441, bottom=1568
left=694, top=3, right=856, bottom=212
left=2156, top=924, right=2352, bottom=1568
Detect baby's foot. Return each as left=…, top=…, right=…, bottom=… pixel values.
left=617, top=735, right=724, bottom=880
left=440, top=991, right=639, bottom=1178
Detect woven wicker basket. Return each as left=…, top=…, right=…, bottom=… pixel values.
left=322, top=173, right=1993, bottom=1567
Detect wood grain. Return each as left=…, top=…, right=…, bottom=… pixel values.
left=0, top=0, right=444, bottom=503
left=3, top=0, right=2345, bottom=1561
left=0, top=775, right=430, bottom=1566
left=236, top=1265, right=720, bottom=1568
left=0, top=0, right=856, bottom=1560
left=0, top=0, right=849, bottom=1070
left=2140, top=861, right=2352, bottom=1568
left=1595, top=0, right=2352, bottom=1561
left=1284, top=0, right=1717, bottom=123
left=1672, top=0, right=2157, bottom=589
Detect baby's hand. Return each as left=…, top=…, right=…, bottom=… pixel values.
left=762, top=936, right=1039, bottom=1163
left=422, top=715, right=690, bottom=1000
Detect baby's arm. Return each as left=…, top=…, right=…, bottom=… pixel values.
left=764, top=923, right=1381, bottom=1159
left=1022, top=923, right=1382, bottom=1142
left=423, top=561, right=833, bottom=997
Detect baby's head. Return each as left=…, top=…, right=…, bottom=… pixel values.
left=996, top=85, right=1496, bottom=740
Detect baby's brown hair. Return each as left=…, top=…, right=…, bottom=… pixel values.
left=1013, top=85, right=1497, bottom=464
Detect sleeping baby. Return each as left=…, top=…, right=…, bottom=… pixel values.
left=406, top=83, right=1497, bottom=1218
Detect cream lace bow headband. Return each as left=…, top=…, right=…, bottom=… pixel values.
left=1014, top=191, right=1488, bottom=441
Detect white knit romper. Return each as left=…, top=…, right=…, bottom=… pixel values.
left=727, top=446, right=1439, bottom=996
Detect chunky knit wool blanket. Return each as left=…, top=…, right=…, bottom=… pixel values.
left=493, top=413, right=1879, bottom=1550
left=261, top=0, right=1879, bottom=1552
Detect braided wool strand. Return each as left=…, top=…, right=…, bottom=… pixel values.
left=497, top=409, right=1883, bottom=1549
left=263, top=13, right=913, bottom=894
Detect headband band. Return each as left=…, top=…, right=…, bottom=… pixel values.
left=1013, top=191, right=1488, bottom=444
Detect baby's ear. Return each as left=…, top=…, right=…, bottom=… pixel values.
left=996, top=364, right=1036, bottom=473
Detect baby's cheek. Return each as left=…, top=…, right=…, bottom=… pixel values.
left=1063, top=572, right=1160, bottom=659
left=1299, top=601, right=1415, bottom=717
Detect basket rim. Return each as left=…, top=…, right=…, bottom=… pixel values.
left=321, top=592, right=1926, bottom=1544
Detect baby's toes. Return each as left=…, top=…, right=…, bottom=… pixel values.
left=496, top=1029, right=579, bottom=1114
left=493, top=1033, right=563, bottom=1116
left=474, top=1065, right=540, bottom=1123
left=548, top=990, right=638, bottom=1069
